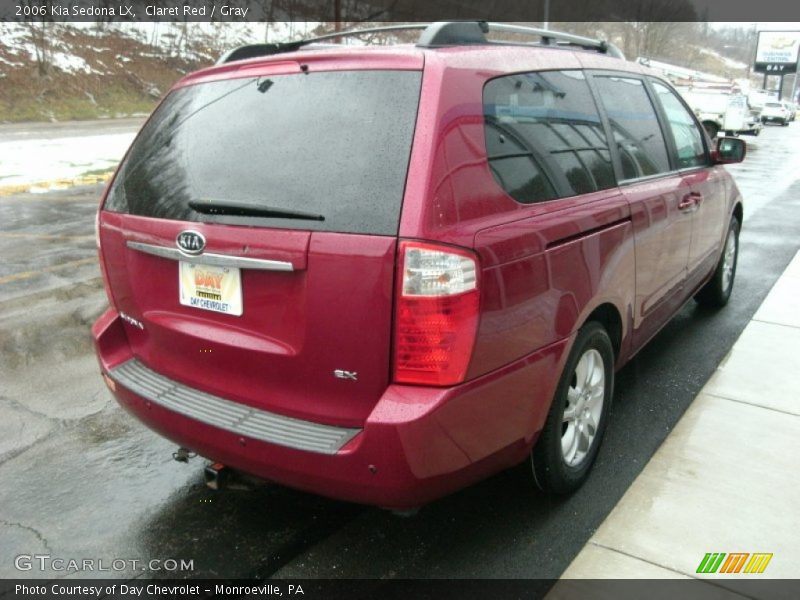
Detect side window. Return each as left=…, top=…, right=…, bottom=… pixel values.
left=592, top=76, right=671, bottom=180
left=483, top=70, right=615, bottom=204
left=651, top=80, right=707, bottom=169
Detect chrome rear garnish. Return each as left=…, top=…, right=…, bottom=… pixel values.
left=108, top=359, right=359, bottom=455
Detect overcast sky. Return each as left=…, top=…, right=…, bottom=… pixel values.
left=713, top=23, right=800, bottom=30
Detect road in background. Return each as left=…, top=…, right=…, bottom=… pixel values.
left=0, top=118, right=144, bottom=142
left=2, top=122, right=800, bottom=580
left=725, top=126, right=800, bottom=218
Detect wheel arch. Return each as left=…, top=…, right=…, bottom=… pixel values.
left=583, top=302, right=624, bottom=362
left=732, top=201, right=743, bottom=226
left=702, top=120, right=720, bottom=135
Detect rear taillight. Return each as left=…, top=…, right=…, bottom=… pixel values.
left=393, top=241, right=480, bottom=386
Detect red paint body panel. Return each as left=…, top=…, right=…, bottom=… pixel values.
left=175, top=47, right=425, bottom=88
left=624, top=174, right=694, bottom=347
left=471, top=192, right=634, bottom=375
left=93, top=43, right=743, bottom=507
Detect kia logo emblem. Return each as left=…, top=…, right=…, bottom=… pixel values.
left=176, top=230, right=206, bottom=255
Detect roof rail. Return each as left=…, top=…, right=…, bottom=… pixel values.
left=484, top=23, right=625, bottom=59
left=217, top=21, right=625, bottom=65
left=217, top=24, right=429, bottom=64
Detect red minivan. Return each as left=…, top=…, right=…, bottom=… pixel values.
left=92, top=22, right=745, bottom=509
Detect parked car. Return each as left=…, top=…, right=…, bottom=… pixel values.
left=761, top=101, right=791, bottom=125
left=92, top=22, right=746, bottom=510
left=784, top=101, right=797, bottom=122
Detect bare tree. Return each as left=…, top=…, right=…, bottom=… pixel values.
left=18, top=0, right=53, bottom=76
left=93, top=0, right=116, bottom=35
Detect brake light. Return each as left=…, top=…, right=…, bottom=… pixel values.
left=393, top=241, right=480, bottom=386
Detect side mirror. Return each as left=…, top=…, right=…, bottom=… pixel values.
left=712, top=137, right=746, bottom=164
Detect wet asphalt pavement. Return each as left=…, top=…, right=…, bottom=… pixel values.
left=2, top=122, right=800, bottom=581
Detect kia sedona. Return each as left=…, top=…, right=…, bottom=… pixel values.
left=93, top=22, right=745, bottom=510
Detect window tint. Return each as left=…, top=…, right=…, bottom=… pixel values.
left=105, top=71, right=422, bottom=235
left=483, top=70, right=614, bottom=204
left=593, top=76, right=671, bottom=180
left=652, top=81, right=707, bottom=169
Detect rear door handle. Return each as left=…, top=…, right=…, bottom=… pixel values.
left=678, top=192, right=703, bottom=212
left=678, top=195, right=696, bottom=212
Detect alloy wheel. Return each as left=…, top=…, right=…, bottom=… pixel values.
left=721, top=228, right=737, bottom=293
left=561, top=348, right=605, bottom=467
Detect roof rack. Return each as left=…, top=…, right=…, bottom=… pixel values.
left=217, top=21, right=625, bottom=65
left=217, top=23, right=429, bottom=64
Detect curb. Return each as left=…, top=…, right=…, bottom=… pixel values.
left=0, top=171, right=114, bottom=196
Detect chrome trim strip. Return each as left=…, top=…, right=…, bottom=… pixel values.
left=108, top=359, right=360, bottom=455
left=127, top=241, right=294, bottom=272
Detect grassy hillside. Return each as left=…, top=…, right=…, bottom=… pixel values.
left=0, top=23, right=269, bottom=123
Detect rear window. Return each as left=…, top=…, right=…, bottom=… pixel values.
left=104, top=70, right=422, bottom=235
left=766, top=102, right=782, bottom=107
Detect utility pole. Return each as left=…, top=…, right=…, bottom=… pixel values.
left=543, top=0, right=550, bottom=30
left=793, top=51, right=800, bottom=102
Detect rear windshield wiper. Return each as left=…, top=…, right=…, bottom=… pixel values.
left=189, top=200, right=325, bottom=221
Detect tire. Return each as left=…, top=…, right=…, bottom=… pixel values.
left=703, top=122, right=719, bottom=139
left=531, top=322, right=614, bottom=495
left=694, top=215, right=740, bottom=308
left=782, top=119, right=789, bottom=127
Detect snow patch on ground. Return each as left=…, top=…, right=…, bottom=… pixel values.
left=0, top=132, right=135, bottom=187
left=0, top=55, right=24, bottom=67
left=48, top=51, right=94, bottom=74
left=0, top=23, right=98, bottom=73
left=700, top=48, right=748, bottom=70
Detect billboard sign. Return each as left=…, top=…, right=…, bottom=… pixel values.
left=754, top=31, right=800, bottom=74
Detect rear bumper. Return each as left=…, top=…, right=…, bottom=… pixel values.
left=93, top=308, right=569, bottom=508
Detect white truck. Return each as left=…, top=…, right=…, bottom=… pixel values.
left=636, top=57, right=762, bottom=139
left=677, top=86, right=762, bottom=138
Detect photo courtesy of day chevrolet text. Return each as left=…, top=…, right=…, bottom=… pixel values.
left=14, top=584, right=304, bottom=598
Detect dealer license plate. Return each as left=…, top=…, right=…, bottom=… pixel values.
left=179, top=262, right=242, bottom=316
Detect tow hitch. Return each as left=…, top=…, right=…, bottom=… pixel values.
left=172, top=447, right=258, bottom=491
left=172, top=447, right=196, bottom=463
left=203, top=462, right=260, bottom=491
